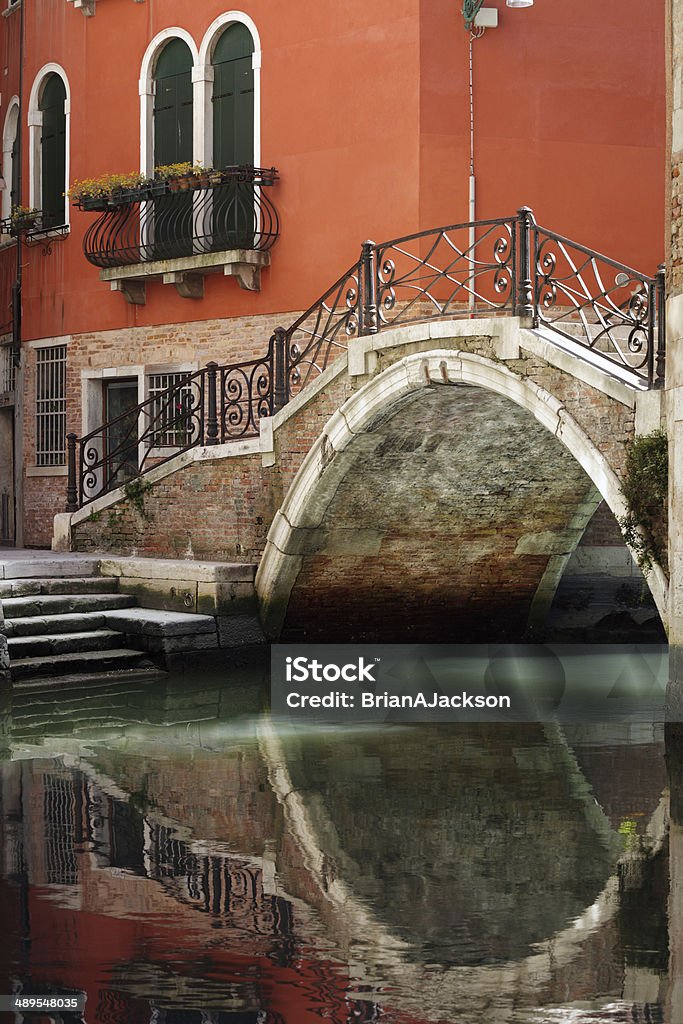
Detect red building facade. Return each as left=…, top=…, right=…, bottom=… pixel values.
left=0, top=0, right=666, bottom=546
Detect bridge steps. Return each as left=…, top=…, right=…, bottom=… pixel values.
left=0, top=564, right=220, bottom=682
left=1, top=592, right=137, bottom=619
left=8, top=628, right=128, bottom=659
left=0, top=577, right=124, bottom=598
left=9, top=647, right=159, bottom=683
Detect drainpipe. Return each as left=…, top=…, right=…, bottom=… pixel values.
left=11, top=0, right=25, bottom=546
left=12, top=0, right=24, bottom=369
left=468, top=30, right=476, bottom=312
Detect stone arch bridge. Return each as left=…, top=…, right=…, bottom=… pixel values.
left=57, top=211, right=669, bottom=642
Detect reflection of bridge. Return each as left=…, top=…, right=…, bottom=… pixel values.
left=0, top=699, right=669, bottom=1024
left=54, top=210, right=669, bottom=645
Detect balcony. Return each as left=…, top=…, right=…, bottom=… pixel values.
left=80, top=166, right=280, bottom=304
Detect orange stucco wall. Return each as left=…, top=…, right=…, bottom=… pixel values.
left=0, top=0, right=665, bottom=345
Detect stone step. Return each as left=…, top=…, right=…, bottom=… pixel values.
left=0, top=577, right=119, bottom=599
left=10, top=648, right=157, bottom=682
left=12, top=666, right=166, bottom=693
left=2, top=593, right=136, bottom=619
left=7, top=629, right=126, bottom=659
left=0, top=556, right=101, bottom=580
left=3, top=611, right=108, bottom=638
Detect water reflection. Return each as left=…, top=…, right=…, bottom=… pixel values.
left=0, top=666, right=672, bottom=1023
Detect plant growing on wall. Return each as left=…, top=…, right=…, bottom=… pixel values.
left=617, top=429, right=668, bottom=574
left=123, top=478, right=153, bottom=522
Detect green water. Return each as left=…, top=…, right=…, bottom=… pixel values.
left=0, top=661, right=672, bottom=1024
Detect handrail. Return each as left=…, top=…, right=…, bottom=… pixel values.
left=66, top=207, right=666, bottom=511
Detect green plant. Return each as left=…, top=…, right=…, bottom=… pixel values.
left=618, top=818, right=641, bottom=852
left=87, top=509, right=102, bottom=524
left=124, top=478, right=153, bottom=521
left=10, top=204, right=40, bottom=225
left=153, top=162, right=194, bottom=180
left=68, top=172, right=148, bottom=203
left=617, top=429, right=668, bottom=575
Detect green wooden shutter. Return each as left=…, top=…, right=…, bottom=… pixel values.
left=153, top=39, right=194, bottom=258
left=154, top=39, right=193, bottom=167
left=40, top=75, right=67, bottom=229
left=212, top=24, right=254, bottom=168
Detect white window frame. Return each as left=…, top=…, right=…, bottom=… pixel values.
left=35, top=342, right=67, bottom=469
left=27, top=63, right=71, bottom=230
left=139, top=28, right=199, bottom=177
left=197, top=12, right=261, bottom=171
left=138, top=16, right=261, bottom=175
left=2, top=96, right=19, bottom=222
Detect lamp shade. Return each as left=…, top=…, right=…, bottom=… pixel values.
left=506, top=0, right=534, bottom=6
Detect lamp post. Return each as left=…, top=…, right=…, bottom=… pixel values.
left=461, top=0, right=534, bottom=307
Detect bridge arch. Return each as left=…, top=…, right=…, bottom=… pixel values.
left=257, top=345, right=667, bottom=638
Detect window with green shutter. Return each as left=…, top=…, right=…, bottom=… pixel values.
left=40, top=75, right=67, bottom=229
left=153, top=39, right=194, bottom=258
left=212, top=23, right=254, bottom=169
left=154, top=39, right=193, bottom=168
left=211, top=25, right=255, bottom=250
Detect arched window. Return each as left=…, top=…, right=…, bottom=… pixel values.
left=2, top=99, right=19, bottom=222
left=154, top=38, right=193, bottom=169
left=212, top=24, right=254, bottom=168
left=39, top=74, right=67, bottom=229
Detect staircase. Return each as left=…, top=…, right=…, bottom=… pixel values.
left=1, top=575, right=163, bottom=685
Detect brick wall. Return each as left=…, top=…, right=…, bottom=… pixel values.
left=21, top=310, right=292, bottom=546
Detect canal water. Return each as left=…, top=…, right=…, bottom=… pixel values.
left=0, top=655, right=673, bottom=1024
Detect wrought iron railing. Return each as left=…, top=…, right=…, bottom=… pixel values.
left=81, top=166, right=280, bottom=269
left=532, top=219, right=665, bottom=383
left=66, top=206, right=667, bottom=511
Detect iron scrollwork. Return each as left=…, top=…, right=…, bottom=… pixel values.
left=374, top=218, right=516, bottom=328
left=220, top=354, right=274, bottom=441
left=82, top=166, right=280, bottom=270
left=285, top=265, right=361, bottom=397
left=533, top=225, right=655, bottom=379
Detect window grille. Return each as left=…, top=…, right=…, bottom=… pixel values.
left=0, top=343, right=14, bottom=394
left=43, top=774, right=78, bottom=885
left=147, top=372, right=194, bottom=447
left=36, top=345, right=66, bottom=466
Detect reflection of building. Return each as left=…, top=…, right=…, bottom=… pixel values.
left=0, top=0, right=665, bottom=547
left=0, top=758, right=378, bottom=1024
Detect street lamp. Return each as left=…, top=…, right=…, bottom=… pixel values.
left=463, top=0, right=533, bottom=31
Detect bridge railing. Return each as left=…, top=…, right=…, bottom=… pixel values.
left=66, top=207, right=666, bottom=511
left=532, top=220, right=666, bottom=386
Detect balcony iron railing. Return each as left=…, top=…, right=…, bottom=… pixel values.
left=66, top=207, right=666, bottom=511
left=81, top=166, right=280, bottom=269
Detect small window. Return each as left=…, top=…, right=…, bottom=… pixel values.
left=0, top=342, right=15, bottom=394
left=35, top=344, right=66, bottom=467
left=39, top=74, right=67, bottom=229
left=148, top=371, right=194, bottom=447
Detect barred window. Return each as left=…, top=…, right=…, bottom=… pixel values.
left=43, top=774, right=78, bottom=886
left=147, top=372, right=194, bottom=447
left=36, top=344, right=66, bottom=466
left=0, top=342, right=14, bottom=394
